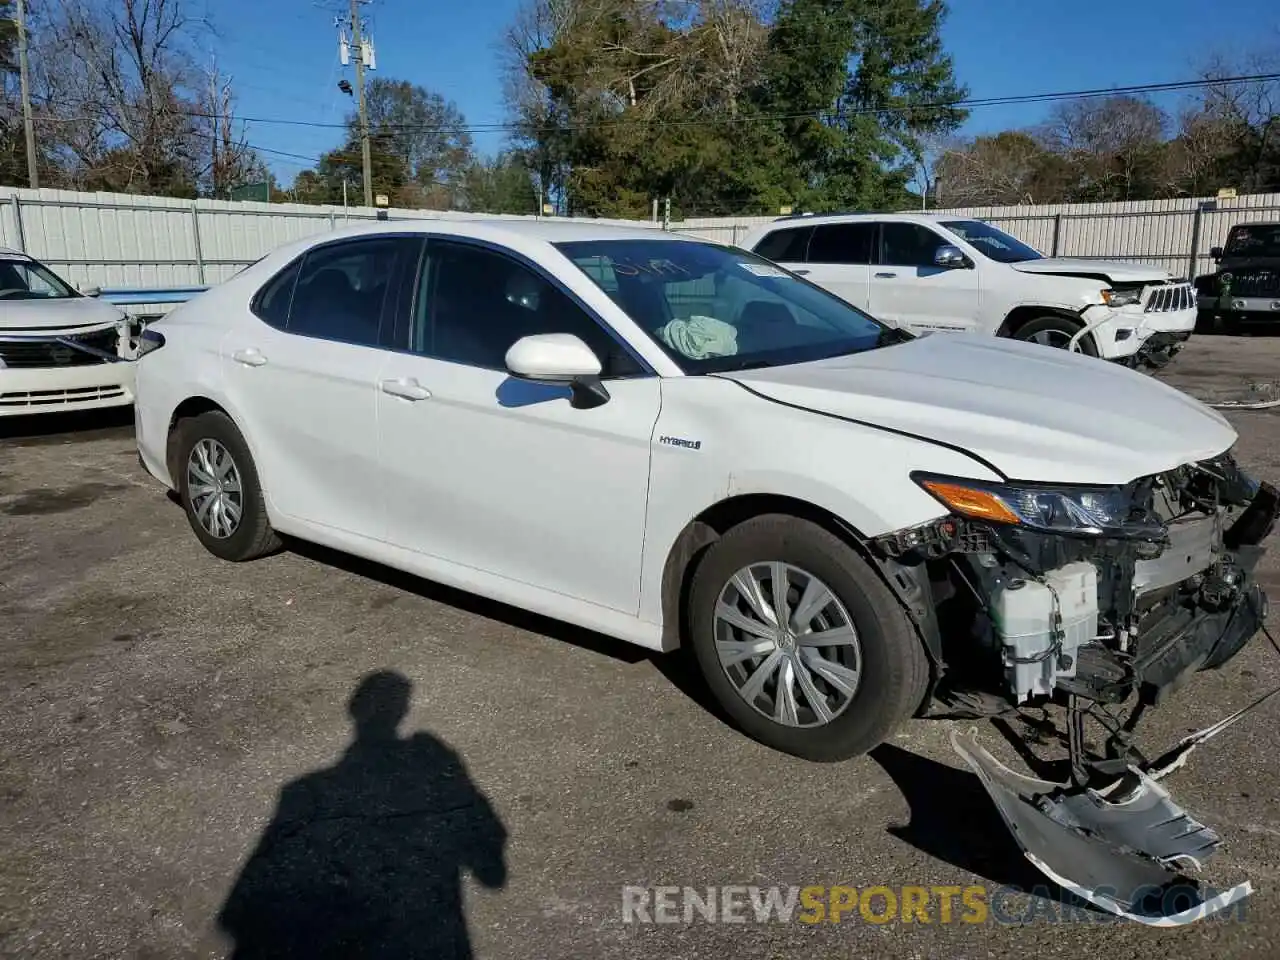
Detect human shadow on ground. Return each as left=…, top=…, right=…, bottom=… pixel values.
left=217, top=670, right=508, bottom=959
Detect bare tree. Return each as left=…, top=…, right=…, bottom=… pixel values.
left=1193, top=42, right=1280, bottom=192
left=34, top=0, right=211, bottom=194
left=1041, top=96, right=1168, bottom=201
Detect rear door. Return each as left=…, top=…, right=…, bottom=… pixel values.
left=869, top=221, right=980, bottom=334
left=222, top=235, right=421, bottom=539
left=800, top=222, right=876, bottom=311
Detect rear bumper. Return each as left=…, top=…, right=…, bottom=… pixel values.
left=0, top=363, right=136, bottom=416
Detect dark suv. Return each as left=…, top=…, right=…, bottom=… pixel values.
left=1195, top=222, right=1280, bottom=332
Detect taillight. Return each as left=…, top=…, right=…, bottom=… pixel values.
left=136, top=327, right=166, bottom=358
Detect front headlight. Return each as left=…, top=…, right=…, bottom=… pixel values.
left=1100, top=288, right=1142, bottom=307
left=913, top=473, right=1165, bottom=539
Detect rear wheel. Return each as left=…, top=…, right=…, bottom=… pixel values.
left=685, top=515, right=929, bottom=762
left=1011, top=315, right=1097, bottom=356
left=173, top=411, right=280, bottom=562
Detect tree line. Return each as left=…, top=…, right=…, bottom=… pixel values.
left=1, top=0, right=1276, bottom=217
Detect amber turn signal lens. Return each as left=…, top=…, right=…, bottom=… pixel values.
left=921, top=481, right=1022, bottom=525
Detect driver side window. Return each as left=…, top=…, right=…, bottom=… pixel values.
left=413, top=240, right=644, bottom=377
left=881, top=223, right=948, bottom=267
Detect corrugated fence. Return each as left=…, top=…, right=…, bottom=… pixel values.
left=0, top=186, right=1277, bottom=289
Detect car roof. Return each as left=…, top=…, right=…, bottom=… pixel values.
left=759, top=211, right=969, bottom=229
left=289, top=217, right=712, bottom=248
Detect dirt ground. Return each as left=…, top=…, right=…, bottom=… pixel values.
left=3, top=334, right=1280, bottom=959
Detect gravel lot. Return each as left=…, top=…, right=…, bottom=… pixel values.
left=3, top=336, right=1280, bottom=959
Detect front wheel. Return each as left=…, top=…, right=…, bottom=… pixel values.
left=1011, top=316, right=1097, bottom=356
left=685, top=515, right=930, bottom=762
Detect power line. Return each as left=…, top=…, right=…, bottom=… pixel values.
left=36, top=70, right=1280, bottom=136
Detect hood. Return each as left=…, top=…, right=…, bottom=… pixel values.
left=0, top=297, right=125, bottom=332
left=1010, top=257, right=1174, bottom=284
left=720, top=335, right=1236, bottom=485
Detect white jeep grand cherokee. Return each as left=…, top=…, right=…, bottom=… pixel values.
left=742, top=213, right=1197, bottom=367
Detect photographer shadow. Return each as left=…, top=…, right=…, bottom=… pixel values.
left=217, top=670, right=507, bottom=959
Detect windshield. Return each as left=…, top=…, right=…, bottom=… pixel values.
left=940, top=220, right=1043, bottom=264
left=0, top=258, right=78, bottom=300
left=555, top=239, right=902, bottom=373
left=1223, top=224, right=1280, bottom=259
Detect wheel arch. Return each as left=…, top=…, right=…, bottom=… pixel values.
left=658, top=493, right=943, bottom=703
left=996, top=304, right=1085, bottom=339
left=166, top=396, right=229, bottom=481
left=165, top=394, right=274, bottom=514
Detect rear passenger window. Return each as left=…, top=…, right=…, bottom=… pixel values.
left=288, top=238, right=415, bottom=347
left=752, top=227, right=812, bottom=263
left=808, top=224, right=876, bottom=265
left=252, top=258, right=301, bottom=330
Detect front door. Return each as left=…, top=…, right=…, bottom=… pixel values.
left=868, top=221, right=981, bottom=334
left=376, top=238, right=661, bottom=615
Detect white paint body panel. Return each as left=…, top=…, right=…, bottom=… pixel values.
left=133, top=219, right=1237, bottom=655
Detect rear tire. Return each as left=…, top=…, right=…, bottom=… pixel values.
left=173, top=411, right=281, bottom=562
left=685, top=514, right=929, bottom=762
left=1011, top=315, right=1098, bottom=356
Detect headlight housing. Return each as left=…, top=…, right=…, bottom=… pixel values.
left=913, top=473, right=1165, bottom=539
left=1100, top=287, right=1143, bottom=307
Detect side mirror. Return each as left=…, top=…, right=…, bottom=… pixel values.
left=81, top=285, right=102, bottom=297
left=505, top=333, right=609, bottom=409
left=1210, top=246, right=1223, bottom=262
left=933, top=245, right=969, bottom=269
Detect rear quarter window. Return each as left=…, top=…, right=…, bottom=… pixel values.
left=752, top=226, right=813, bottom=263
left=251, top=257, right=303, bottom=329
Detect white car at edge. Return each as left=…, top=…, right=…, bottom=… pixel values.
left=741, top=213, right=1198, bottom=368
left=133, top=218, right=1273, bottom=779
left=0, top=247, right=135, bottom=416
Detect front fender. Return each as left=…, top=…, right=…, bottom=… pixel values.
left=636, top=376, right=1001, bottom=633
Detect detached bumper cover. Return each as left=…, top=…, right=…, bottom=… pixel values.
left=953, top=729, right=1254, bottom=926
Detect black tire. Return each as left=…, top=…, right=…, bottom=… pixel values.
left=685, top=514, right=929, bottom=762
left=1011, top=315, right=1098, bottom=356
left=173, top=410, right=281, bottom=562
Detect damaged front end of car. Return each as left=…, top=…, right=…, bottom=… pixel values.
left=871, top=451, right=1280, bottom=925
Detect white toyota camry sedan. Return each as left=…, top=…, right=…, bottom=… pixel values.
left=133, top=219, right=1273, bottom=793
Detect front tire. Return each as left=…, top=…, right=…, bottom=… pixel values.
left=685, top=515, right=929, bottom=762
left=1011, top=315, right=1098, bottom=356
left=173, top=411, right=281, bottom=562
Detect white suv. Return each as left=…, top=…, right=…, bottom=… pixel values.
left=742, top=213, right=1197, bottom=367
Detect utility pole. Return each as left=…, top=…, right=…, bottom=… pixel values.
left=348, top=0, right=373, bottom=207
left=16, top=0, right=38, bottom=189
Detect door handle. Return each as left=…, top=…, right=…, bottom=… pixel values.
left=875, top=272, right=898, bottom=279
left=232, top=348, right=268, bottom=367
left=380, top=378, right=431, bottom=401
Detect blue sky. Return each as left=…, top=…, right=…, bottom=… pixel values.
left=207, top=0, right=1279, bottom=184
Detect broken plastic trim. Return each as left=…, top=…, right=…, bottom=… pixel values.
left=951, top=727, right=1255, bottom=926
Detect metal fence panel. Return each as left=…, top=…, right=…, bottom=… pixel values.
left=2, top=186, right=1279, bottom=289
